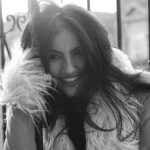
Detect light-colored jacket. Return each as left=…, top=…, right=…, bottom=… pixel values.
left=0, top=47, right=150, bottom=150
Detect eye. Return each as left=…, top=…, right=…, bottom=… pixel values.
left=73, top=48, right=84, bottom=56
left=31, top=55, right=40, bottom=59
left=49, top=53, right=61, bottom=60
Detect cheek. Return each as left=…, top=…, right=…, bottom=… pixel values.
left=76, top=57, right=86, bottom=71
left=49, top=62, right=61, bottom=77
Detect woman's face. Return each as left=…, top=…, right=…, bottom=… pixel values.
left=48, top=29, right=86, bottom=97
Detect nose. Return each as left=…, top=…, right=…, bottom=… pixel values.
left=62, top=55, right=77, bottom=75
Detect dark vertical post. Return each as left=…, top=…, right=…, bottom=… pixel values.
left=0, top=0, right=4, bottom=68
left=0, top=0, right=4, bottom=148
left=87, top=0, right=90, bottom=11
left=148, top=0, right=150, bottom=65
left=116, top=0, right=122, bottom=49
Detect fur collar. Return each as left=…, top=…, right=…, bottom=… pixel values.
left=43, top=97, right=139, bottom=150
left=0, top=46, right=148, bottom=150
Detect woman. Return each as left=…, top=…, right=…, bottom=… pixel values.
left=1, top=0, right=150, bottom=150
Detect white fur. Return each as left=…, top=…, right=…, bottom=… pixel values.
left=42, top=48, right=141, bottom=150
left=0, top=46, right=147, bottom=149
left=0, top=48, right=52, bottom=123
left=43, top=95, right=139, bottom=150
left=112, top=47, right=142, bottom=74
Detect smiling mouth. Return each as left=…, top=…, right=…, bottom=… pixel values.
left=61, top=76, right=80, bottom=86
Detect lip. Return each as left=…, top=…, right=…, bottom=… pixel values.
left=60, top=76, right=80, bottom=87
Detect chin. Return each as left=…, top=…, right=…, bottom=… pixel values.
left=63, top=89, right=78, bottom=98
left=58, top=84, right=79, bottom=98
left=65, top=92, right=77, bottom=98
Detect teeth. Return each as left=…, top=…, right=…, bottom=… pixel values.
left=63, top=77, right=78, bottom=82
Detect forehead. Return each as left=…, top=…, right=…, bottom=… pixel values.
left=51, top=28, right=80, bottom=52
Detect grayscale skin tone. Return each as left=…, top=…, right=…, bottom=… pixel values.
left=49, top=28, right=85, bottom=97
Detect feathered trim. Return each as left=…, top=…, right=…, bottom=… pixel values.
left=42, top=48, right=141, bottom=150
left=43, top=96, right=140, bottom=150
left=85, top=96, right=139, bottom=150
left=0, top=45, right=149, bottom=150
left=0, top=48, right=52, bottom=123
left=112, top=47, right=142, bottom=74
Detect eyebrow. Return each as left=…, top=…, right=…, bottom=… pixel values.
left=72, top=46, right=82, bottom=51
left=49, top=46, right=82, bottom=54
left=49, top=49, right=62, bottom=54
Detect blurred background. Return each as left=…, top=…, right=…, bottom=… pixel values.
left=0, top=0, right=149, bottom=149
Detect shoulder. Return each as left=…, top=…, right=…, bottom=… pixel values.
left=139, top=71, right=150, bottom=84
left=139, top=92, right=150, bottom=149
left=111, top=47, right=135, bottom=74
left=111, top=48, right=150, bottom=83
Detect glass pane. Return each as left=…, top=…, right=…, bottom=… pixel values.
left=2, top=0, right=28, bottom=59
left=121, top=0, right=148, bottom=70
left=62, top=0, right=87, bottom=9
left=2, top=0, right=28, bottom=21
left=91, top=0, right=116, bottom=13
left=52, top=0, right=62, bottom=6
left=90, top=0, right=117, bottom=47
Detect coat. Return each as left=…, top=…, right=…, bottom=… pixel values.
left=0, top=46, right=150, bottom=150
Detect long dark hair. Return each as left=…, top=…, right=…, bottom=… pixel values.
left=21, top=0, right=150, bottom=149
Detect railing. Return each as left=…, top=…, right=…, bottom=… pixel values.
left=148, top=0, right=150, bottom=70
left=0, top=0, right=5, bottom=148
left=0, top=0, right=29, bottom=149
left=0, top=0, right=149, bottom=149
